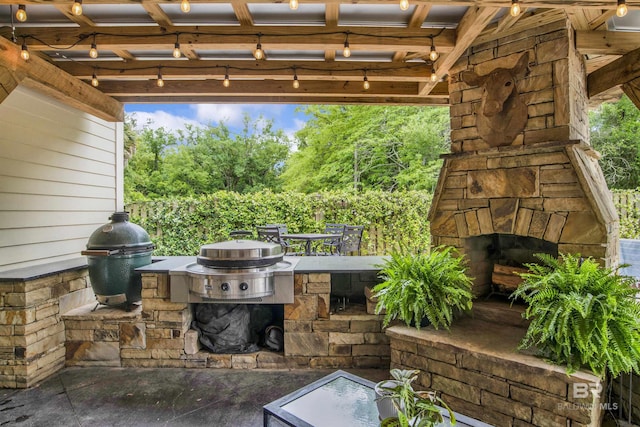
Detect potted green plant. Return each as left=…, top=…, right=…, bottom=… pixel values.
left=373, top=246, right=474, bottom=330
left=511, top=252, right=640, bottom=377
left=375, top=368, right=455, bottom=427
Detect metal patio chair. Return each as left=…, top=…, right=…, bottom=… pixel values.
left=337, top=225, right=364, bottom=256
left=257, top=225, right=303, bottom=255
left=316, top=223, right=346, bottom=255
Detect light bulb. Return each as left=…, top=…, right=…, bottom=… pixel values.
left=363, top=77, right=370, bottom=90
left=293, top=76, right=299, bottom=89
left=617, top=0, right=628, bottom=17
left=510, top=0, right=521, bottom=17
left=399, top=0, right=409, bottom=11
left=89, top=43, right=98, bottom=59
left=254, top=43, right=264, bottom=60
left=343, top=41, right=351, bottom=58
left=289, top=0, right=298, bottom=10
left=20, top=44, right=29, bottom=61
left=430, top=68, right=438, bottom=82
left=16, top=5, right=27, bottom=22
left=223, top=73, right=230, bottom=87
left=91, top=73, right=99, bottom=87
left=157, top=72, right=164, bottom=87
left=429, top=46, right=438, bottom=62
left=72, top=0, right=83, bottom=16
left=180, top=0, right=190, bottom=13
left=173, top=43, right=181, bottom=58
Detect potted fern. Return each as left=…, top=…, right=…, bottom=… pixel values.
left=373, top=246, right=474, bottom=330
left=511, top=252, right=640, bottom=377
left=375, top=369, right=455, bottom=427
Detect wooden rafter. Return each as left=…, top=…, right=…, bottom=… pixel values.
left=588, top=46, right=640, bottom=97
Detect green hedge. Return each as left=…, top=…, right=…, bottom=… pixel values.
left=613, top=190, right=640, bottom=239
left=127, top=190, right=433, bottom=256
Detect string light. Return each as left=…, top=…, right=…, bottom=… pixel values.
left=173, top=35, right=181, bottom=58
left=399, top=0, right=409, bottom=11
left=16, top=5, right=27, bottom=22
left=223, top=66, right=230, bottom=87
left=89, top=35, right=98, bottom=59
left=617, top=0, right=628, bottom=17
left=429, top=39, right=438, bottom=62
left=91, top=71, right=99, bottom=87
left=343, top=33, right=351, bottom=58
left=180, top=0, right=191, bottom=13
left=430, top=67, right=438, bottom=82
left=510, top=0, right=521, bottom=17
left=157, top=68, right=164, bottom=87
left=20, top=42, right=29, bottom=61
left=289, top=0, right=298, bottom=10
left=363, top=71, right=370, bottom=90
left=72, top=0, right=83, bottom=16
left=253, top=34, right=264, bottom=60
left=293, top=68, right=299, bottom=89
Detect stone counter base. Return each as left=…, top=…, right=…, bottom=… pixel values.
left=0, top=268, right=94, bottom=388
left=62, top=272, right=390, bottom=371
left=386, top=320, right=604, bottom=427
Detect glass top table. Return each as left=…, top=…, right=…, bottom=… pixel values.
left=263, top=370, right=493, bottom=427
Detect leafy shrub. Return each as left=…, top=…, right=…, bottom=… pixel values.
left=373, top=246, right=474, bottom=330
left=511, top=253, right=640, bottom=377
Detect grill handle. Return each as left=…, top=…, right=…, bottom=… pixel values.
left=81, top=249, right=118, bottom=256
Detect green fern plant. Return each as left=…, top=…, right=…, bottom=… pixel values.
left=511, top=252, right=640, bottom=377
left=373, top=246, right=473, bottom=330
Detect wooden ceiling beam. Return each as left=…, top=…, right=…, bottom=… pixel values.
left=588, top=46, right=640, bottom=97
left=622, top=78, right=640, bottom=110
left=474, top=9, right=566, bottom=46
left=94, top=78, right=449, bottom=97
left=576, top=30, right=640, bottom=55
left=0, top=0, right=636, bottom=10
left=0, top=36, right=123, bottom=121
left=141, top=2, right=175, bottom=28
left=118, top=94, right=450, bottom=105
left=9, top=26, right=457, bottom=54
left=56, top=60, right=434, bottom=81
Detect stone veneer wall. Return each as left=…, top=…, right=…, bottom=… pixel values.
left=387, top=325, right=604, bottom=427
left=63, top=272, right=389, bottom=371
left=0, top=268, right=92, bottom=388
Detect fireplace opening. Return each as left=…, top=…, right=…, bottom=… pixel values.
left=465, top=234, right=558, bottom=299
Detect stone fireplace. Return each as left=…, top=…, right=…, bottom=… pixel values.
left=428, top=18, right=619, bottom=297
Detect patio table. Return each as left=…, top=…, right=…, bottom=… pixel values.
left=263, top=370, right=493, bottom=427
left=281, top=233, right=339, bottom=256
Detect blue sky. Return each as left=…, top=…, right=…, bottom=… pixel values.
left=123, top=103, right=309, bottom=140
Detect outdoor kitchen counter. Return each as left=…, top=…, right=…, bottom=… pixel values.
left=135, top=255, right=388, bottom=274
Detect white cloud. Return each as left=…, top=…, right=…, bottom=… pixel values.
left=191, top=104, right=246, bottom=127
left=126, top=110, right=202, bottom=134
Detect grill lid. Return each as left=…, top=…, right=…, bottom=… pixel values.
left=85, top=211, right=154, bottom=254
left=197, top=239, right=283, bottom=268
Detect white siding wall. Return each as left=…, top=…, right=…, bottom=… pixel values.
left=0, top=86, right=122, bottom=272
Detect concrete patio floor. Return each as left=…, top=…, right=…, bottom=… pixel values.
left=0, top=367, right=389, bottom=426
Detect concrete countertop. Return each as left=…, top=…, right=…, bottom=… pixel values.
left=136, top=255, right=388, bottom=274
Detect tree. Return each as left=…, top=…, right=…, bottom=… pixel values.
left=590, top=95, right=640, bottom=189
left=123, top=113, right=291, bottom=201
left=280, top=105, right=450, bottom=192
